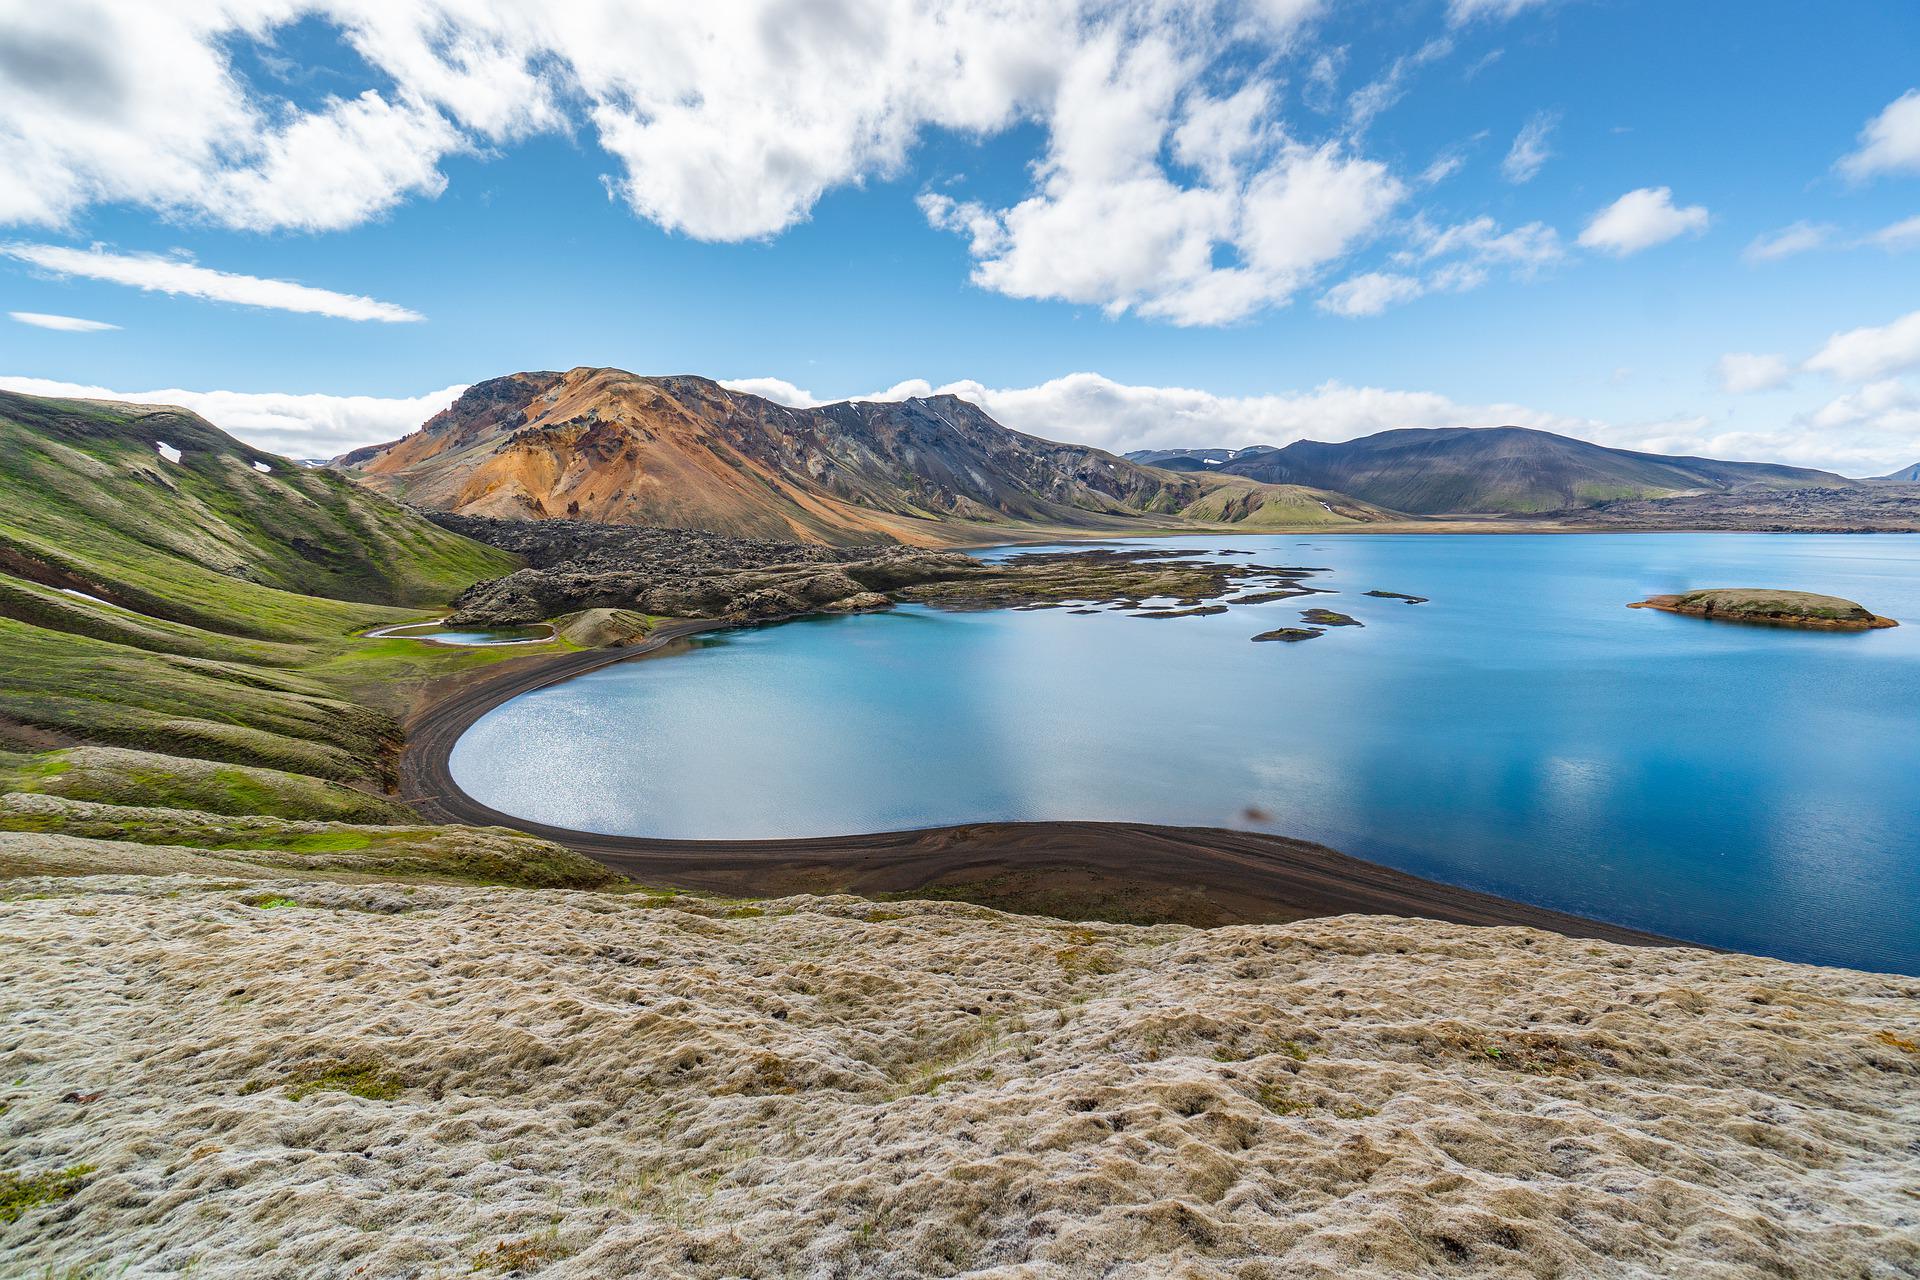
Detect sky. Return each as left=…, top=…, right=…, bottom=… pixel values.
left=1, top=0, right=1918, bottom=474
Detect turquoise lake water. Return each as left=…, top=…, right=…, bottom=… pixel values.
left=450, top=533, right=1920, bottom=973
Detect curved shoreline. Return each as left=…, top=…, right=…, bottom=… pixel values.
left=399, top=617, right=1676, bottom=946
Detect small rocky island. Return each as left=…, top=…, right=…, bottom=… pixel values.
left=1629, top=588, right=1898, bottom=631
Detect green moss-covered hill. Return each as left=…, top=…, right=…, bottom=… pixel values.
left=0, top=389, right=536, bottom=779
left=0, top=389, right=536, bottom=787
left=0, top=390, right=511, bottom=632
left=0, top=389, right=620, bottom=892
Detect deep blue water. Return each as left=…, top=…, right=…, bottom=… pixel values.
left=451, top=534, right=1920, bottom=973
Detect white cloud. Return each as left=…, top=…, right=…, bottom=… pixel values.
left=1806, top=379, right=1916, bottom=430
left=721, top=366, right=1920, bottom=474
left=0, top=243, right=422, bottom=322
left=925, top=89, right=1406, bottom=327
left=1317, top=214, right=1562, bottom=317
left=0, top=375, right=463, bottom=458
left=734, top=369, right=1587, bottom=455
left=0, top=2, right=1617, bottom=330
left=1743, top=221, right=1832, bottom=264
left=1406, top=214, right=1562, bottom=271
left=9, top=310, right=118, bottom=332
left=1716, top=352, right=1791, bottom=394
left=1837, top=89, right=1920, bottom=181
left=1501, top=111, right=1557, bottom=183
left=1576, top=187, right=1709, bottom=256
left=1420, top=150, right=1466, bottom=185
left=1318, top=272, right=1425, bottom=317
left=1804, top=309, right=1920, bottom=383
left=1868, top=214, right=1920, bottom=251
left=1344, top=37, right=1452, bottom=137
left=1447, top=0, right=1553, bottom=24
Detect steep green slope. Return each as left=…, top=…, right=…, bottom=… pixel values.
left=0, top=390, right=512, bottom=640
left=0, top=390, right=529, bottom=783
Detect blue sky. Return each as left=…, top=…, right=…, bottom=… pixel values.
left=2, top=0, right=1918, bottom=472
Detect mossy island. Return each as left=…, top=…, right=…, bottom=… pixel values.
left=1629, top=588, right=1898, bottom=631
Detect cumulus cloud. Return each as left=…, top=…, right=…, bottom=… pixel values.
left=1716, top=352, right=1791, bottom=394
left=0, top=243, right=422, bottom=322
left=9, top=310, right=118, bottom=332
left=0, top=375, right=463, bottom=458
left=1743, top=221, right=1833, bottom=264
left=1791, top=379, right=1920, bottom=476
left=1501, top=111, right=1557, bottom=183
left=1576, top=187, right=1709, bottom=256
left=1804, top=309, right=1920, bottom=383
left=0, top=0, right=1324, bottom=249
left=1837, top=89, right=1920, bottom=181
left=0, top=3, right=1614, bottom=329
left=925, top=124, right=1405, bottom=327
left=1805, top=378, right=1916, bottom=431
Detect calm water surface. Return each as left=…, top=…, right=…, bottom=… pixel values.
left=452, top=534, right=1920, bottom=973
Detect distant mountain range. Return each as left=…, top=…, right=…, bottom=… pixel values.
left=1872, top=462, right=1920, bottom=482
left=337, top=368, right=1393, bottom=544
left=1126, top=427, right=1854, bottom=515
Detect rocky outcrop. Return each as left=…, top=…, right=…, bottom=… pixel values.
left=5, top=877, right=1916, bottom=1278
left=438, top=515, right=1338, bottom=631
left=448, top=547, right=979, bottom=627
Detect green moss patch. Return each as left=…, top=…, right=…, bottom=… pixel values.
left=246, top=1059, right=406, bottom=1102
left=0, top=1164, right=93, bottom=1224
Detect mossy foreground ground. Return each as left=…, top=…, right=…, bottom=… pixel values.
left=3, top=878, right=1917, bottom=1278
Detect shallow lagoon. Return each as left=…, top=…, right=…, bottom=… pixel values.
left=451, top=533, right=1920, bottom=972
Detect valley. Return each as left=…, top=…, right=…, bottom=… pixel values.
left=3, top=384, right=1917, bottom=1280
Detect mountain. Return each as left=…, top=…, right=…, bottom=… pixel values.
left=337, top=368, right=1395, bottom=544
left=1870, top=462, right=1920, bottom=482
left=1148, top=426, right=1853, bottom=515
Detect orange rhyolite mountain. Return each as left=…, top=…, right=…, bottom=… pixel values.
left=335, top=367, right=1390, bottom=545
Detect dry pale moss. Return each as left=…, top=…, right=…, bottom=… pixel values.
left=2, top=876, right=1918, bottom=1278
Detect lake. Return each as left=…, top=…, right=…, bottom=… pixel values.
left=450, top=533, right=1920, bottom=973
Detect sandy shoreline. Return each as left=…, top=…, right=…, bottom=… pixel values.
left=400, top=618, right=1675, bottom=946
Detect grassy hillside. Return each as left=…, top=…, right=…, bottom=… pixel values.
left=1174, top=477, right=1397, bottom=527
left=0, top=390, right=512, bottom=638
left=0, top=390, right=537, bottom=786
